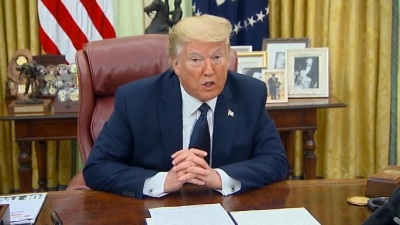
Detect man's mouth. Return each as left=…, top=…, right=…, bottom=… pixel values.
left=204, top=81, right=214, bottom=87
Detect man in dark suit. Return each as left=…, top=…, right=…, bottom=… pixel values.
left=83, top=14, right=288, bottom=199
left=305, top=57, right=319, bottom=88
left=268, top=73, right=277, bottom=99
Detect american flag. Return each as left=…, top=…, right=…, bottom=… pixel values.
left=38, top=0, right=116, bottom=63
left=192, top=0, right=269, bottom=51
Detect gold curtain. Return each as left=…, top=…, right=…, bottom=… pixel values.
left=397, top=0, right=400, bottom=165
left=269, top=0, right=392, bottom=178
left=0, top=0, right=72, bottom=194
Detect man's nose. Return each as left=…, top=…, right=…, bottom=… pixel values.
left=203, top=59, right=214, bottom=76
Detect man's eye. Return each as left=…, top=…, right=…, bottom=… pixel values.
left=213, top=55, right=223, bottom=63
left=189, top=58, right=202, bottom=66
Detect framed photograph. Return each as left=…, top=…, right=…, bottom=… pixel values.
left=237, top=51, right=267, bottom=74
left=241, top=67, right=268, bottom=82
left=262, top=69, right=288, bottom=103
left=286, top=48, right=329, bottom=98
left=262, top=38, right=310, bottom=70
left=231, top=45, right=253, bottom=52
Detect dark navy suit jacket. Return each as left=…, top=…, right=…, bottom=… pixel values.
left=83, top=69, right=288, bottom=199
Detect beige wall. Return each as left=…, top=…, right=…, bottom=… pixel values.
left=112, top=0, right=193, bottom=37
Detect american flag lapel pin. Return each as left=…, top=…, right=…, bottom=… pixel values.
left=228, top=109, right=234, bottom=117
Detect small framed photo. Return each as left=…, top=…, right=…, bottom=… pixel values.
left=262, top=38, right=310, bottom=70
left=237, top=51, right=267, bottom=74
left=286, top=48, right=329, bottom=98
left=242, top=67, right=268, bottom=82
left=262, top=69, right=288, bottom=103
left=231, top=45, right=253, bottom=52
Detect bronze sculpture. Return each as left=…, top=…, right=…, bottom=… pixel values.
left=16, top=61, right=46, bottom=104
left=143, top=0, right=182, bottom=34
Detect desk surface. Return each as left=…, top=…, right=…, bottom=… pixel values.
left=35, top=179, right=370, bottom=225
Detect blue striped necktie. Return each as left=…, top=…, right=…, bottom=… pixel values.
left=189, top=103, right=211, bottom=164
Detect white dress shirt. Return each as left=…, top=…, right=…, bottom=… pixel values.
left=143, top=85, right=241, bottom=197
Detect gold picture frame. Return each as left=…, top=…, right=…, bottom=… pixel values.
left=262, top=69, right=288, bottom=104
left=237, top=51, right=267, bottom=74
left=231, top=45, right=253, bottom=53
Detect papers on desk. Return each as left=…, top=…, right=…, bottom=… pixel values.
left=146, top=203, right=321, bottom=225
left=0, top=192, right=47, bottom=225
left=148, top=203, right=235, bottom=225
left=230, top=208, right=321, bottom=225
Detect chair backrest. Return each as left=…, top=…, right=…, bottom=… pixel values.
left=76, top=34, right=238, bottom=163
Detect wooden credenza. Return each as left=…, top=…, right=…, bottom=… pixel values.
left=0, top=97, right=346, bottom=193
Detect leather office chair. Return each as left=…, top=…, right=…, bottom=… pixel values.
left=66, top=34, right=238, bottom=190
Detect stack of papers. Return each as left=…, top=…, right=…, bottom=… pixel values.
left=0, top=192, right=47, bottom=225
left=146, top=203, right=321, bottom=225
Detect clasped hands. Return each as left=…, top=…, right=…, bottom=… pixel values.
left=164, top=149, right=222, bottom=193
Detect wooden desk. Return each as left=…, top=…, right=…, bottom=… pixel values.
left=35, top=179, right=371, bottom=225
left=0, top=97, right=345, bottom=193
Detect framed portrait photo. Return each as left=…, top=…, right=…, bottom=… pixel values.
left=286, top=48, right=329, bottom=98
left=262, top=38, right=310, bottom=70
left=231, top=45, right=253, bottom=52
left=241, top=67, right=268, bottom=82
left=237, top=51, right=267, bottom=74
left=262, top=69, right=288, bottom=104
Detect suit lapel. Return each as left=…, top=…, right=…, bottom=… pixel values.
left=212, top=82, right=237, bottom=167
left=158, top=73, right=183, bottom=167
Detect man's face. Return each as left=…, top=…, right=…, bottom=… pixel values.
left=171, top=40, right=230, bottom=102
left=306, top=58, right=313, bottom=66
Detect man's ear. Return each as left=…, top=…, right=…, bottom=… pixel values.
left=171, top=58, right=180, bottom=76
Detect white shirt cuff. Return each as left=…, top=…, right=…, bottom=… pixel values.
left=143, top=172, right=169, bottom=197
left=214, top=168, right=241, bottom=195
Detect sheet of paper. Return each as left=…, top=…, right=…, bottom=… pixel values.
left=149, top=203, right=235, bottom=225
left=230, top=207, right=321, bottom=225
left=145, top=218, right=155, bottom=225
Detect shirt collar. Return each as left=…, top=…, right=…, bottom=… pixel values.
left=181, top=84, right=217, bottom=117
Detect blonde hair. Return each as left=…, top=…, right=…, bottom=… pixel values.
left=168, top=14, right=232, bottom=58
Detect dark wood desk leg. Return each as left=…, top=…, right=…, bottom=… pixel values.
left=35, top=141, right=48, bottom=192
left=17, top=141, right=33, bottom=193
left=303, top=130, right=316, bottom=179
left=280, top=131, right=294, bottom=180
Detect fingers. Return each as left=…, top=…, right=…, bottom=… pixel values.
left=171, top=149, right=208, bottom=166
left=193, top=169, right=222, bottom=189
left=172, top=149, right=208, bottom=160
left=173, top=155, right=209, bottom=172
left=168, top=149, right=214, bottom=188
left=174, top=163, right=210, bottom=180
left=164, top=169, right=185, bottom=193
left=177, top=169, right=209, bottom=185
left=187, top=178, right=206, bottom=185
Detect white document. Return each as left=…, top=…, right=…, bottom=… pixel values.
left=230, top=207, right=321, bottom=225
left=145, top=218, right=155, bottom=225
left=0, top=192, right=47, bottom=225
left=149, top=203, right=235, bottom=225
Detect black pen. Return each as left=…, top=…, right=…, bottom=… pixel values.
left=51, top=210, right=63, bottom=225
